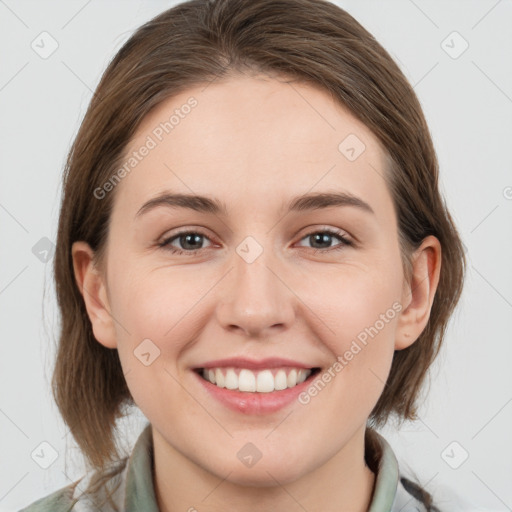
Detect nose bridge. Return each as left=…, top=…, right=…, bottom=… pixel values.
left=215, top=233, right=295, bottom=336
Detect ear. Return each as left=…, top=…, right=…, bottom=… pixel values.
left=395, top=235, right=442, bottom=350
left=71, top=241, right=117, bottom=349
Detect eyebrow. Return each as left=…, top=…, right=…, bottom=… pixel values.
left=135, top=190, right=375, bottom=219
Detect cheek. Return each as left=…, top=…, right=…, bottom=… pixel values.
left=307, top=263, right=402, bottom=398
left=108, top=266, right=208, bottom=421
left=317, top=266, right=401, bottom=345
left=109, top=262, right=208, bottom=338
left=106, top=263, right=217, bottom=398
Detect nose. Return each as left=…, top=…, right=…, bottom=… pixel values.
left=215, top=246, right=296, bottom=338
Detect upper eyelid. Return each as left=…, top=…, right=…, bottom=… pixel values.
left=159, top=227, right=216, bottom=245
left=297, top=226, right=351, bottom=239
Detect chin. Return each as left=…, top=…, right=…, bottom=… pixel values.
left=209, top=457, right=310, bottom=488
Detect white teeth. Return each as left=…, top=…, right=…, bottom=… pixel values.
left=256, top=370, right=274, bottom=393
left=215, top=368, right=225, bottom=388
left=225, top=368, right=238, bottom=390
left=287, top=369, right=297, bottom=387
left=239, top=369, right=256, bottom=392
left=297, top=369, right=308, bottom=384
left=274, top=370, right=288, bottom=390
left=201, top=367, right=313, bottom=392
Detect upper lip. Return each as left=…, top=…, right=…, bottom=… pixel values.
left=194, top=357, right=317, bottom=370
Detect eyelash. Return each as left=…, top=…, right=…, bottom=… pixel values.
left=158, top=228, right=353, bottom=256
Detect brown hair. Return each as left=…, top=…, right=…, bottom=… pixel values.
left=52, top=0, right=465, bottom=506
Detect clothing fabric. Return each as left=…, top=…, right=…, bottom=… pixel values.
left=19, top=423, right=429, bottom=511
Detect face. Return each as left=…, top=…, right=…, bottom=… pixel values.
left=77, top=73, right=424, bottom=486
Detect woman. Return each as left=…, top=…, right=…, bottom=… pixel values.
left=20, top=0, right=465, bottom=510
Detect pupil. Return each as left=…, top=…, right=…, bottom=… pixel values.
left=312, top=233, right=330, bottom=249
left=182, top=234, right=202, bottom=250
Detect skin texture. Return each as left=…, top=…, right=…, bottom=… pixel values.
left=72, top=73, right=441, bottom=512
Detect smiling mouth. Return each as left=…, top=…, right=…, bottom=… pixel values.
left=194, top=366, right=321, bottom=393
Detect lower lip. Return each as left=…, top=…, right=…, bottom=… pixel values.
left=193, top=370, right=318, bottom=415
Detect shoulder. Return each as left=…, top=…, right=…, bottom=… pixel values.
left=365, top=429, right=437, bottom=512
left=19, top=424, right=152, bottom=512
left=18, top=481, right=79, bottom=512
left=19, top=457, right=129, bottom=512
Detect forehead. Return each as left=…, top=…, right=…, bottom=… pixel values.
left=114, top=74, right=392, bottom=218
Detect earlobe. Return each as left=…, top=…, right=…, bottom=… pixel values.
left=395, top=235, right=442, bottom=350
left=71, top=241, right=118, bottom=349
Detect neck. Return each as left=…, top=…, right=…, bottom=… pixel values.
left=152, top=425, right=376, bottom=512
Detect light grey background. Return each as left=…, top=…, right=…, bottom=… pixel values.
left=1, top=0, right=511, bottom=510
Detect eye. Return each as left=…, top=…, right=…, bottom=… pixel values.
left=158, top=227, right=353, bottom=256
left=296, top=228, right=353, bottom=252
left=158, top=230, right=214, bottom=255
